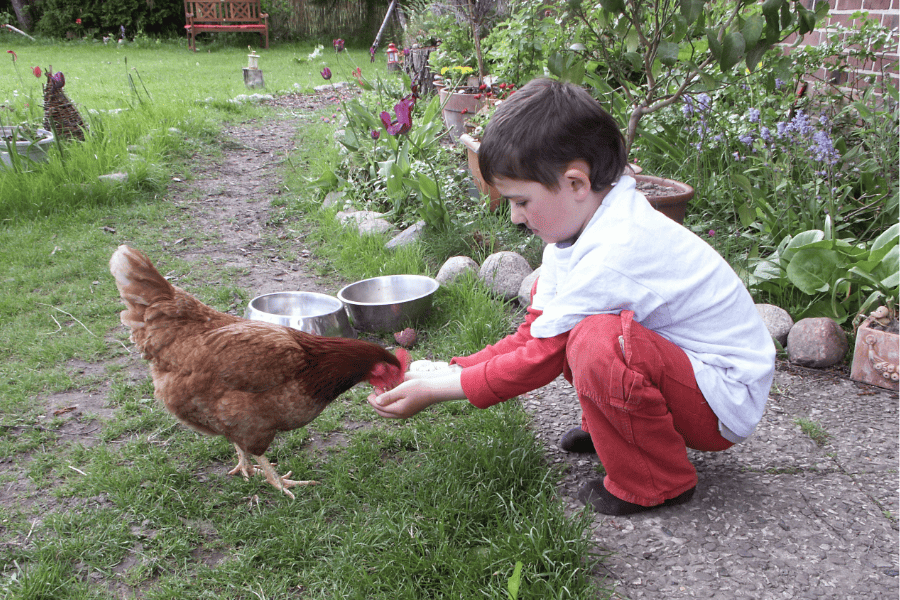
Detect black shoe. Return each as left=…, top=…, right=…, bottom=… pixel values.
left=559, top=427, right=597, bottom=454
left=577, top=479, right=695, bottom=516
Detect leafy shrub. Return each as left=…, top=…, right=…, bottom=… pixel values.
left=35, top=0, right=185, bottom=39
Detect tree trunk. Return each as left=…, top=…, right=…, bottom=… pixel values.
left=10, top=0, right=35, bottom=31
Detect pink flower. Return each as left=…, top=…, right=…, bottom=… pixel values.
left=76, top=18, right=82, bottom=24
left=333, top=39, right=344, bottom=52
left=320, top=67, right=332, bottom=80
left=708, top=229, right=716, bottom=237
left=7, top=50, right=16, bottom=62
left=32, top=66, right=41, bottom=77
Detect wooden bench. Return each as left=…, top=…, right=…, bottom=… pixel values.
left=184, top=0, right=269, bottom=52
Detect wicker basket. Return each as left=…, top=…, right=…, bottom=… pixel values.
left=42, top=69, right=87, bottom=142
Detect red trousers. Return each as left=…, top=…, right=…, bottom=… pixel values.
left=563, top=311, right=733, bottom=507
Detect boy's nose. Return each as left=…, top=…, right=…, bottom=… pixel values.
left=509, top=203, right=525, bottom=225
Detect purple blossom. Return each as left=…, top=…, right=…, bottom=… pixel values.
left=371, top=129, right=380, bottom=140
left=696, top=93, right=711, bottom=113
left=380, top=97, right=415, bottom=135
left=775, top=78, right=785, bottom=89
left=321, top=67, right=332, bottom=80
left=682, top=96, right=694, bottom=117
left=369, top=46, right=377, bottom=63
left=333, top=39, right=345, bottom=52
left=739, top=133, right=754, bottom=146
left=748, top=108, right=760, bottom=123
left=810, top=130, right=839, bottom=164
left=760, top=126, right=772, bottom=143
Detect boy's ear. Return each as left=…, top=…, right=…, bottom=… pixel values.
left=564, top=161, right=592, bottom=196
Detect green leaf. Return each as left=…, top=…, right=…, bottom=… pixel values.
left=706, top=29, right=722, bottom=60
left=417, top=172, right=438, bottom=199
left=507, top=561, right=524, bottom=600
left=680, top=0, right=704, bottom=24
left=719, top=31, right=746, bottom=71
left=871, top=223, right=899, bottom=254
left=787, top=248, right=841, bottom=295
left=741, top=15, right=765, bottom=49
left=657, top=40, right=680, bottom=66
left=599, top=0, right=625, bottom=15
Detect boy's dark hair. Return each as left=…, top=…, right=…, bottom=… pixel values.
left=478, top=78, right=627, bottom=192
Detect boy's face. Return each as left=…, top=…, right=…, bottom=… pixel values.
left=493, top=163, right=598, bottom=245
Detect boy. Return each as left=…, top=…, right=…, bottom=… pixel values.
left=369, top=78, right=775, bottom=516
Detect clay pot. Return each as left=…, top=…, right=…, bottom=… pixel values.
left=459, top=133, right=503, bottom=211
left=633, top=174, right=694, bottom=225
left=850, top=316, right=899, bottom=391
left=438, top=87, right=486, bottom=142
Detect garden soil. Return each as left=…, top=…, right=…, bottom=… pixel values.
left=14, top=91, right=899, bottom=599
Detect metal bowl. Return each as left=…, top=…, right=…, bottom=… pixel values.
left=337, top=275, right=439, bottom=333
left=245, top=291, right=355, bottom=338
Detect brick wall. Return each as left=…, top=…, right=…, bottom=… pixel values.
left=784, top=0, right=899, bottom=91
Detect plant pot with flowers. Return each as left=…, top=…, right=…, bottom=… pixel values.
left=0, top=124, right=55, bottom=170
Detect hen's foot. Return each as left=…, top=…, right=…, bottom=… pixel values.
left=227, top=444, right=262, bottom=480
left=254, top=454, right=318, bottom=500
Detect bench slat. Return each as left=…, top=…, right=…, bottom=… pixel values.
left=184, top=0, right=268, bottom=51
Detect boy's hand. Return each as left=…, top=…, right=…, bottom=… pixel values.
left=368, top=371, right=465, bottom=419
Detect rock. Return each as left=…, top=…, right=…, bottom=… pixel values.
left=98, top=172, right=128, bottom=183
left=436, top=256, right=479, bottom=285
left=786, top=317, right=849, bottom=368
left=385, top=221, right=426, bottom=250
left=335, top=210, right=393, bottom=236
left=322, top=191, right=345, bottom=209
left=756, top=303, right=794, bottom=346
left=518, top=266, right=542, bottom=307
left=479, top=251, right=533, bottom=301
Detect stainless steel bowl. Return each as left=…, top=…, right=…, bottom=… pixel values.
left=337, top=274, right=439, bottom=333
left=245, top=291, right=355, bottom=338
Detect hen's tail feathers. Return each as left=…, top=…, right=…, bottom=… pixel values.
left=109, top=245, right=175, bottom=330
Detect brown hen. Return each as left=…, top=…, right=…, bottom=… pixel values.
left=110, top=245, right=408, bottom=498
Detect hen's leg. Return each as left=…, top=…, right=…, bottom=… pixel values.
left=227, top=444, right=260, bottom=480
left=253, top=454, right=318, bottom=500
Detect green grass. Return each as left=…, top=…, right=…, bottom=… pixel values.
left=0, top=41, right=609, bottom=599
left=795, top=417, right=830, bottom=447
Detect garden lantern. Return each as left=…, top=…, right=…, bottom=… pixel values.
left=386, top=43, right=400, bottom=71
left=243, top=50, right=264, bottom=89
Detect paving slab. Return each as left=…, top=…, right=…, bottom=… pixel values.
left=521, top=362, right=899, bottom=599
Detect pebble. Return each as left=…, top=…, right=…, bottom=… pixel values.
left=479, top=251, right=532, bottom=300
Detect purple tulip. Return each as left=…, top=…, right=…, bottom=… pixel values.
left=333, top=39, right=345, bottom=52
left=321, top=67, right=332, bottom=80
left=369, top=46, right=377, bottom=63
left=371, top=130, right=380, bottom=140
left=380, top=97, right=415, bottom=135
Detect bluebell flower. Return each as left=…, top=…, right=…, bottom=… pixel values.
left=697, top=93, right=711, bottom=112
left=682, top=96, right=694, bottom=117
left=760, top=126, right=772, bottom=142
left=739, top=133, right=754, bottom=146
left=775, top=78, right=784, bottom=89
left=748, top=108, right=760, bottom=123
left=811, top=130, right=839, bottom=164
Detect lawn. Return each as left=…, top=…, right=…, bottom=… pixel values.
left=0, top=39, right=607, bottom=599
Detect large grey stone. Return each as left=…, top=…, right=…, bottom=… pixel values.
left=335, top=210, right=393, bottom=236
left=786, top=317, right=849, bottom=368
left=756, top=303, right=794, bottom=346
left=479, top=251, right=533, bottom=301
left=385, top=221, right=426, bottom=249
left=436, top=256, right=479, bottom=285
left=518, top=266, right=542, bottom=307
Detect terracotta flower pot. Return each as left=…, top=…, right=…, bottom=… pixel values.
left=633, top=174, right=694, bottom=225
left=850, top=316, right=899, bottom=391
left=438, top=87, right=486, bottom=142
left=459, top=133, right=503, bottom=211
